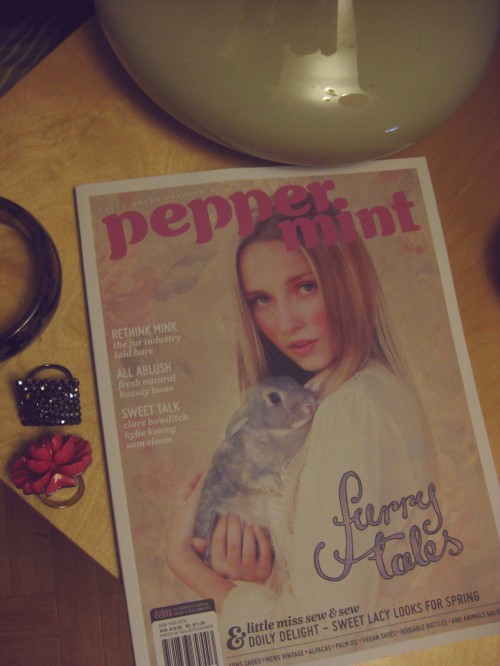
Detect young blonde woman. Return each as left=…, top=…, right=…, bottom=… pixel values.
left=165, top=200, right=435, bottom=634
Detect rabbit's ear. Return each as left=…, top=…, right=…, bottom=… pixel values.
left=226, top=414, right=249, bottom=438
left=225, top=388, right=253, bottom=438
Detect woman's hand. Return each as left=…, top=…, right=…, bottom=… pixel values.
left=165, top=471, right=209, bottom=566
left=210, top=514, right=273, bottom=583
left=164, top=472, right=234, bottom=612
left=164, top=473, right=271, bottom=611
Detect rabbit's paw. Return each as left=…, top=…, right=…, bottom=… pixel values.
left=259, top=473, right=283, bottom=495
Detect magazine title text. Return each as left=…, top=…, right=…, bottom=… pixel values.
left=101, top=180, right=420, bottom=260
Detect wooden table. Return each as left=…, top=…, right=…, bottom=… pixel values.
left=0, top=18, right=498, bottom=665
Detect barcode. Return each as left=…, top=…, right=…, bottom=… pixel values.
left=161, top=629, right=220, bottom=666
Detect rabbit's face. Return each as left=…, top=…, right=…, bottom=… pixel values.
left=249, top=376, right=317, bottom=431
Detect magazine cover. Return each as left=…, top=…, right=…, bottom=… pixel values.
left=76, top=159, right=499, bottom=666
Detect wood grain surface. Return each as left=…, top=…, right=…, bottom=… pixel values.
left=0, top=483, right=134, bottom=666
left=0, top=17, right=498, bottom=665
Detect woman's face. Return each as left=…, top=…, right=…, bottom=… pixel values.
left=239, top=239, right=338, bottom=373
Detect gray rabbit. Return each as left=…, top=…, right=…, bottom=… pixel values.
left=194, top=376, right=317, bottom=555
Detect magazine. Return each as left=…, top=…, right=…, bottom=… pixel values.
left=75, top=158, right=500, bottom=666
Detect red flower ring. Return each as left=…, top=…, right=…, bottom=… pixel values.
left=11, top=432, right=92, bottom=507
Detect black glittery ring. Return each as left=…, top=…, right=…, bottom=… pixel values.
left=15, top=364, right=81, bottom=426
left=0, top=197, right=62, bottom=361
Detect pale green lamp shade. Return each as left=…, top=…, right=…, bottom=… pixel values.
left=94, top=0, right=499, bottom=165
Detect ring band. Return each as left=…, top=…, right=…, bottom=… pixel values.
left=39, top=475, right=85, bottom=508
left=0, top=197, right=62, bottom=361
left=26, top=363, right=74, bottom=380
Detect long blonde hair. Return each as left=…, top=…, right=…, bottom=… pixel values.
left=234, top=199, right=406, bottom=393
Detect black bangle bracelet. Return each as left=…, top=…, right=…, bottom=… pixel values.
left=0, top=197, right=62, bottom=361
